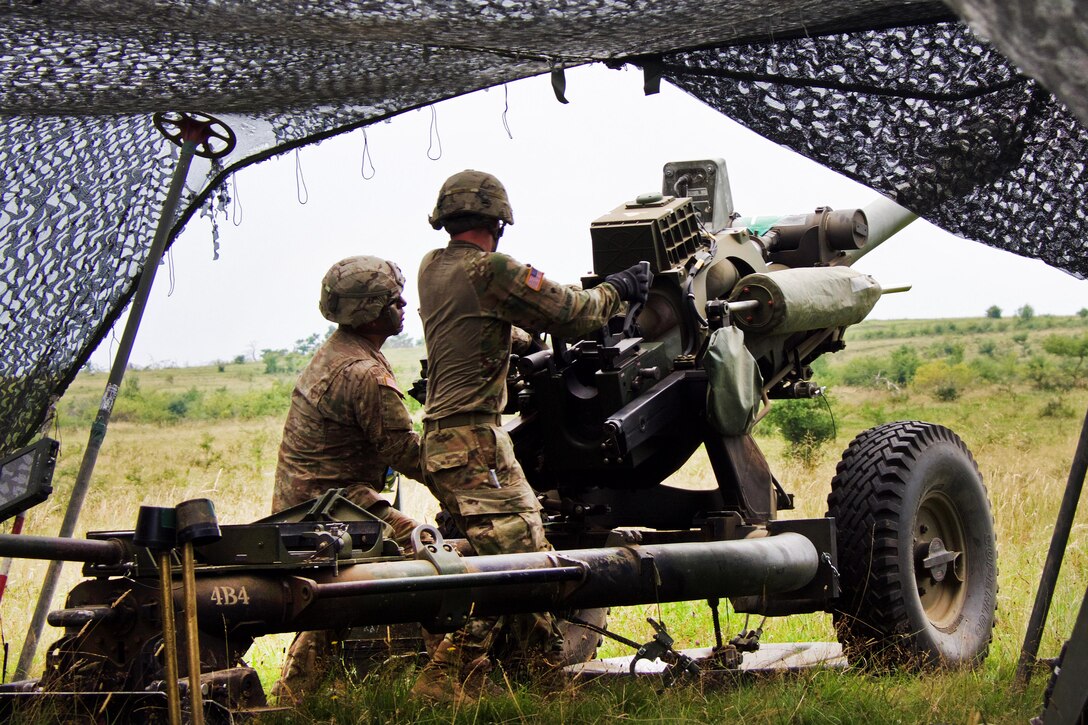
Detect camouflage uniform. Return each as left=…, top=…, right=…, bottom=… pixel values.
left=272, top=327, right=424, bottom=702
left=273, top=327, right=422, bottom=523
left=416, top=242, right=623, bottom=679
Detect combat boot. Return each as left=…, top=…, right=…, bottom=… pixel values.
left=409, top=661, right=467, bottom=705
left=500, top=618, right=568, bottom=683
left=272, top=629, right=336, bottom=705
left=461, top=656, right=505, bottom=699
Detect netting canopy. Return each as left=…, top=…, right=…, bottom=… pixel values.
left=2, top=0, right=1086, bottom=456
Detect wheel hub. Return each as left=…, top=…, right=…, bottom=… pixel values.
left=917, top=537, right=962, bottom=583
left=913, top=490, right=970, bottom=629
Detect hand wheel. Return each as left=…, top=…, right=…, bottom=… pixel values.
left=153, top=111, right=236, bottom=159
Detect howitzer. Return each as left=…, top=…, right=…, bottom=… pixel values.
left=0, top=492, right=831, bottom=719
left=505, top=160, right=907, bottom=531
left=427, top=159, right=996, bottom=666
left=0, top=158, right=998, bottom=719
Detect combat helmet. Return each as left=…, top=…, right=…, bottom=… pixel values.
left=429, top=169, right=514, bottom=230
left=319, top=255, right=405, bottom=327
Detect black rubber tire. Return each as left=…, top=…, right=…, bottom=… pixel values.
left=827, top=421, right=998, bottom=669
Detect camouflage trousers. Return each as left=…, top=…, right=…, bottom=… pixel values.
left=421, top=423, right=562, bottom=671
left=271, top=629, right=341, bottom=704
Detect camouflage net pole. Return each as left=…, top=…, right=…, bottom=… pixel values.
left=14, top=113, right=236, bottom=679
left=1016, top=404, right=1088, bottom=685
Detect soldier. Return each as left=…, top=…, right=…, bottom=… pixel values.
left=411, top=170, right=651, bottom=703
left=272, top=255, right=427, bottom=702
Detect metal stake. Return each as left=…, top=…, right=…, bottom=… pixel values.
left=182, top=541, right=204, bottom=725
left=158, top=550, right=182, bottom=725
left=15, top=113, right=235, bottom=680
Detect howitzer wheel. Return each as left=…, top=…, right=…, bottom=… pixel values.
left=827, top=421, right=997, bottom=669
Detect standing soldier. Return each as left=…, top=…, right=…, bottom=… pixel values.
left=411, top=170, right=651, bottom=703
left=272, top=255, right=427, bottom=702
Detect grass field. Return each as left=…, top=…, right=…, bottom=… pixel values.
left=3, top=315, right=1088, bottom=722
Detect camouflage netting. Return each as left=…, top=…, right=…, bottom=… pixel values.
left=1, top=0, right=1086, bottom=456
left=662, top=21, right=1088, bottom=273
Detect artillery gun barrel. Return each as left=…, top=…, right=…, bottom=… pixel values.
left=729, top=197, right=917, bottom=270
left=41, top=530, right=823, bottom=639
left=835, top=196, right=918, bottom=266
left=0, top=533, right=126, bottom=565
left=185, top=532, right=821, bottom=634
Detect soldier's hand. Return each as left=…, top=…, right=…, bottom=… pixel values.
left=604, top=261, right=652, bottom=304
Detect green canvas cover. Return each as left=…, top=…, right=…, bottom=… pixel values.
left=730, top=268, right=883, bottom=336
left=705, top=325, right=763, bottom=436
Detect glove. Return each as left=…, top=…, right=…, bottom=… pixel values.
left=604, top=261, right=652, bottom=304
left=370, top=501, right=422, bottom=549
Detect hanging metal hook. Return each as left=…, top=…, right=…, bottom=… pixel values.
left=361, top=128, right=376, bottom=179
left=502, top=84, right=514, bottom=139
left=295, top=148, right=309, bottom=204
left=427, top=106, right=443, bottom=160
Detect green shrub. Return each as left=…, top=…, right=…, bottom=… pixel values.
left=203, top=381, right=292, bottom=419
left=1042, top=332, right=1088, bottom=386
left=262, top=348, right=308, bottom=375
left=986, top=305, right=1001, bottom=319
left=969, top=352, right=1019, bottom=386
left=167, top=397, right=190, bottom=417
left=808, top=356, right=833, bottom=385
left=888, top=345, right=920, bottom=384
left=913, top=360, right=973, bottom=401
left=840, top=356, right=887, bottom=387
left=110, top=379, right=291, bottom=423
left=765, top=397, right=836, bottom=466
left=927, top=341, right=964, bottom=364
left=1024, top=355, right=1072, bottom=391
left=1040, top=397, right=1075, bottom=418
left=839, top=346, right=919, bottom=389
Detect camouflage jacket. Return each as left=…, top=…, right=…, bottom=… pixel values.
left=418, top=241, right=623, bottom=419
left=272, top=328, right=422, bottom=512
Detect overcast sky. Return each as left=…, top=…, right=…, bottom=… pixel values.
left=89, top=64, right=1087, bottom=369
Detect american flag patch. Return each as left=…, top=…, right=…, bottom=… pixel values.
left=525, top=266, right=545, bottom=291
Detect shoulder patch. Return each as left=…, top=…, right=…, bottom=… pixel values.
left=359, top=363, right=399, bottom=391
left=375, top=372, right=399, bottom=389
left=525, top=266, right=545, bottom=291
